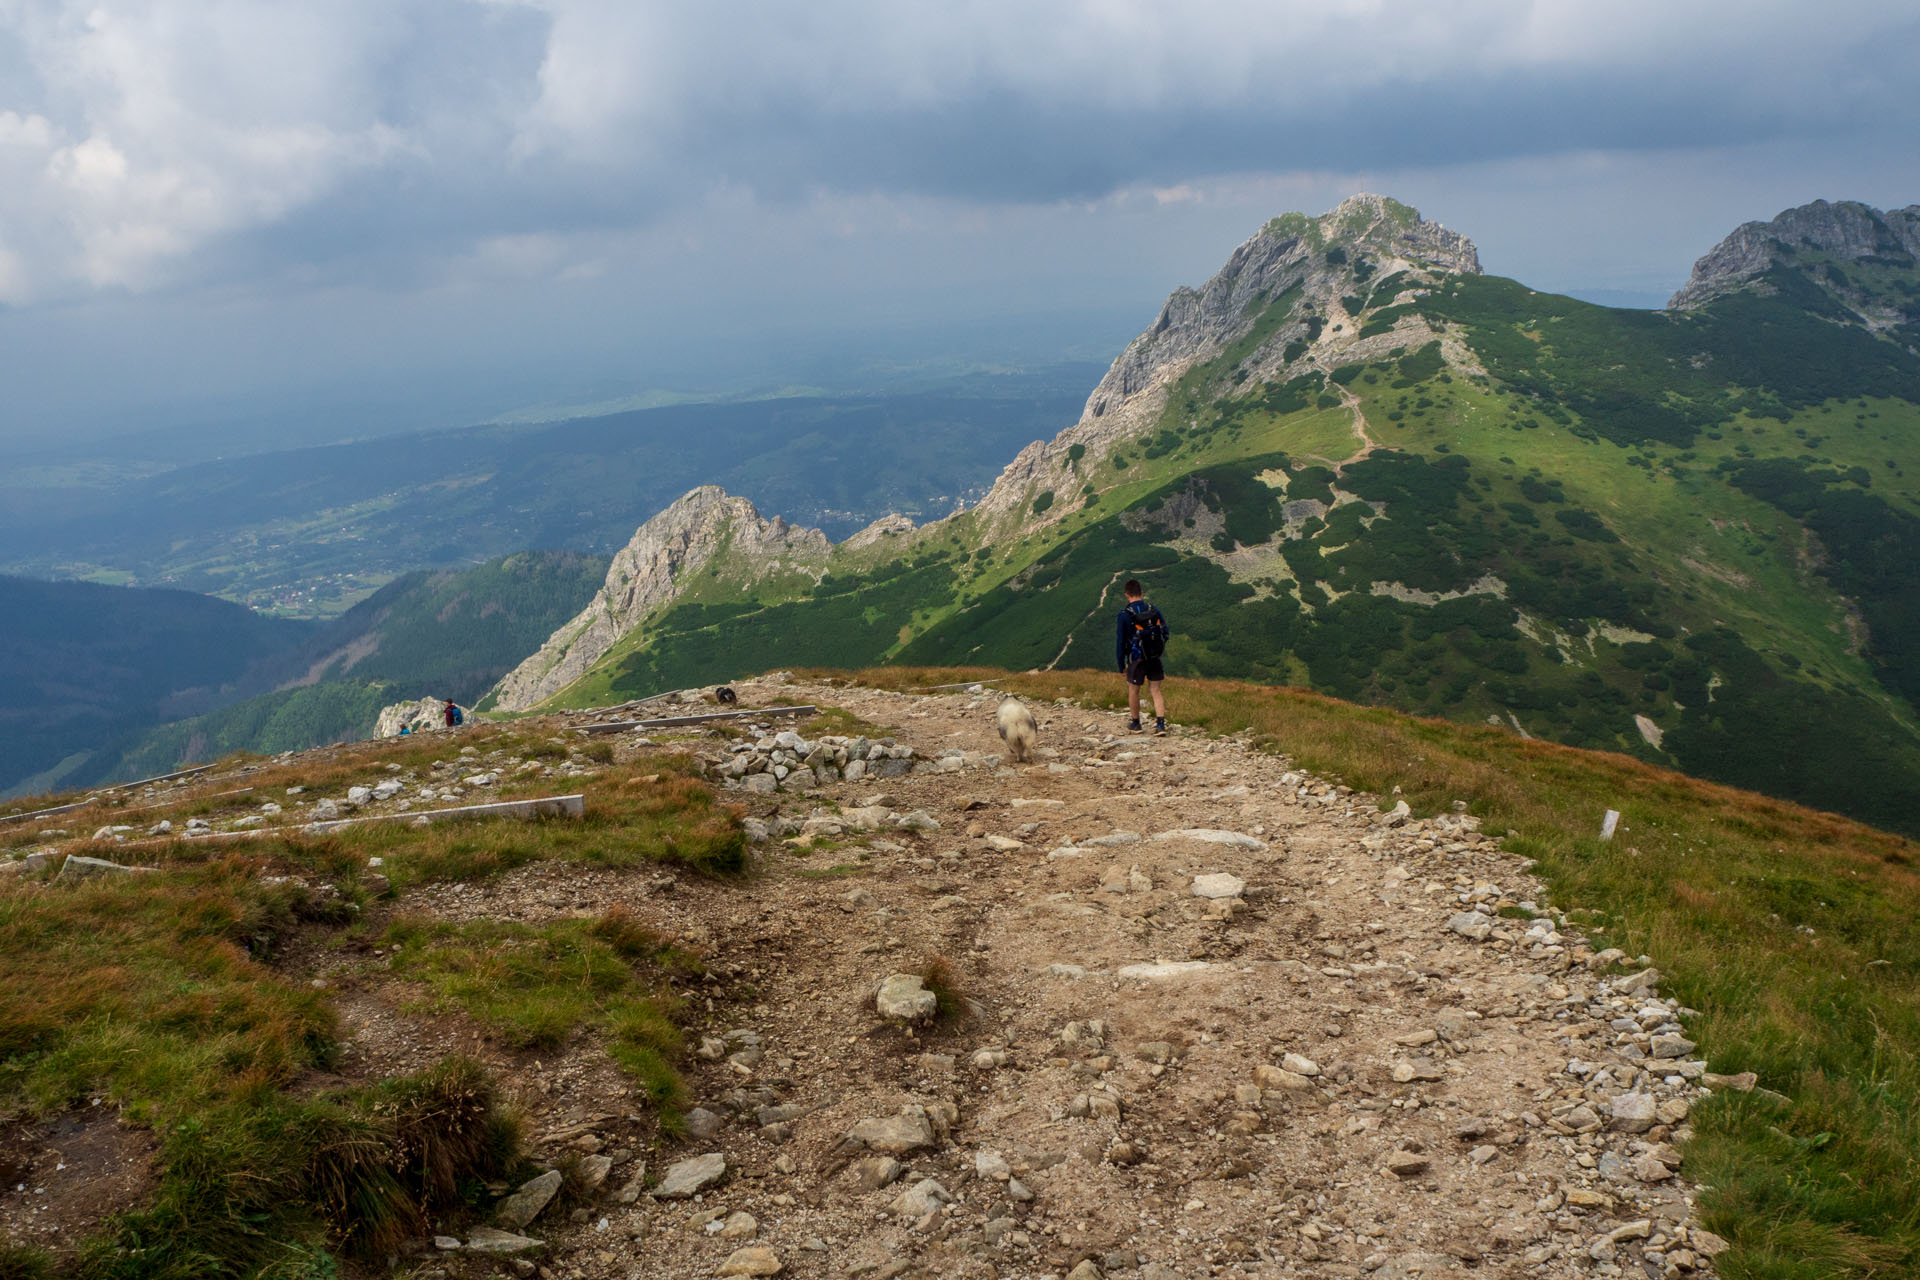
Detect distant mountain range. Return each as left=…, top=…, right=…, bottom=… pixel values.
left=11, top=196, right=1920, bottom=838
left=486, top=196, right=1920, bottom=836
left=0, top=369, right=1099, bottom=615
left=0, top=576, right=312, bottom=797
left=0, top=552, right=603, bottom=797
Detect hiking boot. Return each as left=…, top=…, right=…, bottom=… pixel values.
left=1128, top=718, right=1142, bottom=732
left=1154, top=717, right=1167, bottom=735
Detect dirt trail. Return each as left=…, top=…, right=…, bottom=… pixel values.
left=5, top=679, right=1728, bottom=1278
left=1330, top=382, right=1378, bottom=473
left=416, top=677, right=1724, bottom=1280
left=1046, top=572, right=1128, bottom=671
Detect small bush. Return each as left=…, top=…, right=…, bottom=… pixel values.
left=918, top=955, right=966, bottom=1023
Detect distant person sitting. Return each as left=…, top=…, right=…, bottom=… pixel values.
left=444, top=699, right=462, bottom=728
left=1115, top=578, right=1170, bottom=734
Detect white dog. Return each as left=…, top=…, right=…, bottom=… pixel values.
left=996, top=697, right=1039, bottom=764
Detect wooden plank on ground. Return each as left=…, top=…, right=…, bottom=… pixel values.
left=1, top=799, right=89, bottom=825
left=577, top=705, right=816, bottom=735
left=3, top=772, right=244, bottom=826
left=33, top=793, right=587, bottom=856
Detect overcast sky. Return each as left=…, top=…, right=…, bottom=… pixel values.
left=2, top=0, right=1917, bottom=451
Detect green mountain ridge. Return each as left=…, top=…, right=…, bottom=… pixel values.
left=498, top=194, right=1920, bottom=837
left=0, top=577, right=315, bottom=799
left=8, top=552, right=608, bottom=793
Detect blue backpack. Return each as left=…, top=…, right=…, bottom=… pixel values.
left=1128, top=602, right=1168, bottom=660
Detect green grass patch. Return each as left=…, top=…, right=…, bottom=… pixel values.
left=384, top=908, right=695, bottom=1112
left=0, top=856, right=520, bottom=1275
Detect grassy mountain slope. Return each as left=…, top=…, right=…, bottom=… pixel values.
left=0, top=577, right=315, bottom=797
left=81, top=551, right=608, bottom=784
left=526, top=196, right=1920, bottom=838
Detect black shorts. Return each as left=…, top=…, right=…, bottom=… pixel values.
left=1126, top=656, right=1165, bottom=686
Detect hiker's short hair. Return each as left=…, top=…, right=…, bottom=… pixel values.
left=1123, top=579, right=1143, bottom=597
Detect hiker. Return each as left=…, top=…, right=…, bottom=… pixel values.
left=443, top=699, right=460, bottom=729
left=1115, top=578, right=1169, bottom=734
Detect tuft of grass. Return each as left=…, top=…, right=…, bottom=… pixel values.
left=797, top=705, right=897, bottom=740
left=0, top=1247, right=52, bottom=1280
left=303, top=1058, right=520, bottom=1257
left=918, top=954, right=966, bottom=1024
left=853, top=665, right=1920, bottom=1280
left=385, top=910, right=693, bottom=1116
left=795, top=863, right=869, bottom=879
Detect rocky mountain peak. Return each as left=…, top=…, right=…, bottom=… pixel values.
left=488, top=486, right=830, bottom=712
left=970, top=194, right=1479, bottom=530
left=1668, top=198, right=1920, bottom=311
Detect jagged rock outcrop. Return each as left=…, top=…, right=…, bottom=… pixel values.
left=489, top=487, right=831, bottom=711
left=376, top=696, right=454, bottom=737
left=1668, top=199, right=1920, bottom=311
left=842, top=513, right=917, bottom=553
left=970, top=194, right=1480, bottom=531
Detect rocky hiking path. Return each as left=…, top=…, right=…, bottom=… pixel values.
left=454, top=677, right=1731, bottom=1280
left=1, top=678, right=1737, bottom=1280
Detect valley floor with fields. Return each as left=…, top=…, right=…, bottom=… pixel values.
left=0, top=677, right=1761, bottom=1280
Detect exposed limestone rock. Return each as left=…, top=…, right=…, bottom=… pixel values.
left=1669, top=198, right=1920, bottom=311
left=464, top=1227, right=544, bottom=1255
left=57, top=855, right=148, bottom=881
left=969, top=194, right=1480, bottom=536
left=494, top=1170, right=562, bottom=1230
left=842, top=512, right=917, bottom=552
left=654, top=1152, right=728, bottom=1199
left=876, top=973, right=939, bottom=1021
left=489, top=488, right=832, bottom=711
left=716, top=1246, right=783, bottom=1276
left=375, top=696, right=452, bottom=737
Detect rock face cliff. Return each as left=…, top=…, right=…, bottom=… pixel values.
left=969, top=194, right=1480, bottom=532
left=489, top=488, right=832, bottom=712
left=1668, top=199, right=1920, bottom=312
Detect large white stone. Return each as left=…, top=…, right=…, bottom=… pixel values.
left=654, top=1152, right=727, bottom=1199
left=1117, top=961, right=1214, bottom=981
left=876, top=974, right=939, bottom=1021
left=1190, top=873, right=1246, bottom=899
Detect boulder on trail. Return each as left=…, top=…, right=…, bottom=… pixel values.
left=842, top=1110, right=937, bottom=1155
left=654, top=1152, right=728, bottom=1198
left=876, top=973, right=939, bottom=1021
left=1190, top=872, right=1246, bottom=899
left=493, top=1169, right=562, bottom=1229
left=57, top=855, right=148, bottom=881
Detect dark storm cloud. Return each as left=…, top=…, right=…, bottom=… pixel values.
left=2, top=0, right=1916, bottom=304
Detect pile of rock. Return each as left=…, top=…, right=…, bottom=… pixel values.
left=718, top=730, right=920, bottom=794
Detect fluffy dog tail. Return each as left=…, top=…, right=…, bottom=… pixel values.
left=996, top=697, right=1038, bottom=764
